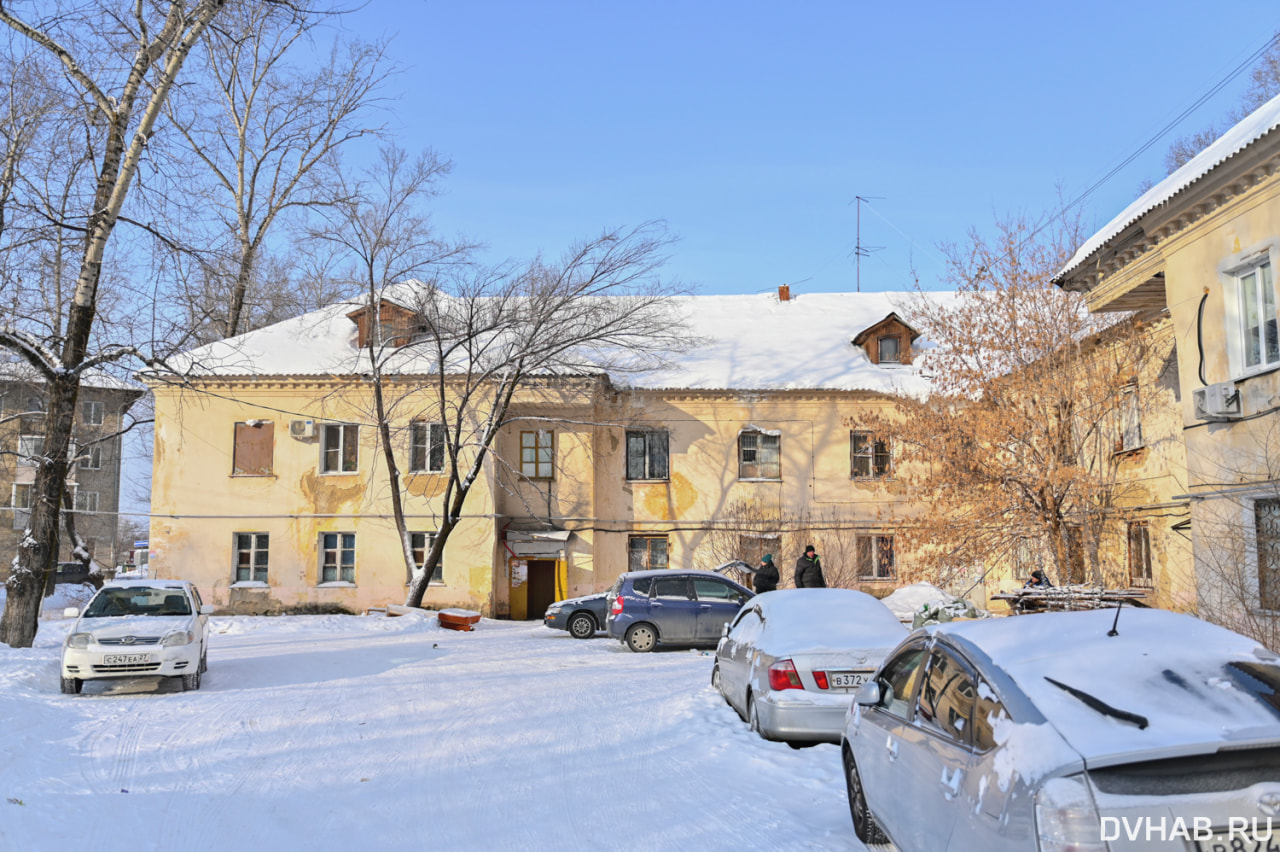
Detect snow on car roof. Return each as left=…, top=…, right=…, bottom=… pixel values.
left=939, top=609, right=1280, bottom=762
left=754, top=589, right=908, bottom=654
left=103, top=579, right=190, bottom=589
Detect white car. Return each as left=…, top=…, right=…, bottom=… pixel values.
left=61, top=579, right=213, bottom=694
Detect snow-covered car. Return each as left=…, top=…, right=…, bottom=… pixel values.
left=842, top=608, right=1280, bottom=852
left=713, top=588, right=907, bottom=746
left=543, top=592, right=610, bottom=639
left=60, top=579, right=213, bottom=694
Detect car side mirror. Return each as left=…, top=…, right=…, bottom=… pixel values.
left=63, top=607, right=80, bottom=619
left=854, top=681, right=881, bottom=707
left=200, top=604, right=215, bottom=615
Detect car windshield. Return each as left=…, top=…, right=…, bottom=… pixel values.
left=83, top=587, right=191, bottom=617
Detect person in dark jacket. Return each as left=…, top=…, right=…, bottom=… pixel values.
left=754, top=554, right=779, bottom=593
left=1023, top=569, right=1053, bottom=589
left=794, top=545, right=827, bottom=588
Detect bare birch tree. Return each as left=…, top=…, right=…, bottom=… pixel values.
left=164, top=1, right=393, bottom=343
left=0, top=0, right=229, bottom=648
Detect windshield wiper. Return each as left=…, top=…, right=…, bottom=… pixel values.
left=1045, top=676, right=1149, bottom=730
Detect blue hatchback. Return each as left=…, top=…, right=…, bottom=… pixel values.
left=606, top=569, right=753, bottom=652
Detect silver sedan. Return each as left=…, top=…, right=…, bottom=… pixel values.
left=712, top=588, right=908, bottom=746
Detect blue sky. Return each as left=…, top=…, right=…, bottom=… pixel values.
left=338, top=2, right=1280, bottom=295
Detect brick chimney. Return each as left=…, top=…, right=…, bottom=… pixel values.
left=778, top=284, right=791, bottom=302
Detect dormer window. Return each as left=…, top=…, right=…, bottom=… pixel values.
left=853, top=312, right=921, bottom=366
left=347, top=300, right=421, bottom=349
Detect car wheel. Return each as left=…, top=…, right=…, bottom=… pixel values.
left=60, top=677, right=82, bottom=695
left=844, top=746, right=888, bottom=844
left=181, top=670, right=201, bottom=691
left=624, top=623, right=657, bottom=653
left=568, top=612, right=596, bottom=639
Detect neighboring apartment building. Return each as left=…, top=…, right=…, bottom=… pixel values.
left=145, top=289, right=935, bottom=617
left=1056, top=92, right=1280, bottom=635
left=0, top=369, right=144, bottom=578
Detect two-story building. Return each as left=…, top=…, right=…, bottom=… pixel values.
left=146, top=288, right=937, bottom=616
left=1057, top=92, right=1280, bottom=641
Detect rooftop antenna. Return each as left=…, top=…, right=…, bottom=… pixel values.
left=851, top=196, right=884, bottom=292
left=1107, top=600, right=1124, bottom=637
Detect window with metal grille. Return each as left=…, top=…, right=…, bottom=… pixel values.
left=410, top=422, right=446, bottom=473
left=628, top=535, right=668, bottom=571
left=1127, top=522, right=1153, bottom=588
left=626, top=430, right=669, bottom=480
left=520, top=430, right=554, bottom=479
left=1257, top=499, right=1280, bottom=610
left=320, top=532, right=356, bottom=583
left=411, top=531, right=444, bottom=583
left=235, top=533, right=269, bottom=583
left=233, top=421, right=275, bottom=476
left=851, top=431, right=892, bottom=479
left=738, top=431, right=780, bottom=480
left=321, top=424, right=359, bottom=473
left=857, top=535, right=896, bottom=580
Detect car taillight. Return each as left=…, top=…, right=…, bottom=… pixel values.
left=813, top=670, right=829, bottom=690
left=767, top=659, right=804, bottom=691
left=610, top=595, right=623, bottom=615
left=1034, top=776, right=1107, bottom=852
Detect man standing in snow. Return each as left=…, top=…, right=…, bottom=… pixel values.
left=754, top=554, right=779, bottom=593
left=794, top=545, right=826, bottom=588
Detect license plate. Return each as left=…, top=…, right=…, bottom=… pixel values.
left=103, top=654, right=150, bottom=665
left=1196, top=832, right=1279, bottom=852
left=829, top=671, right=869, bottom=689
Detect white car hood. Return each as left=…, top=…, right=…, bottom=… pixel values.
left=78, top=615, right=194, bottom=639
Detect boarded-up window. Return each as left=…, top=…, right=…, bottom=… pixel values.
left=738, top=534, right=781, bottom=567
left=1127, top=522, right=1153, bottom=588
left=1258, top=499, right=1280, bottom=610
left=626, top=430, right=669, bottom=480
left=739, top=431, right=780, bottom=480
left=233, top=421, right=275, bottom=476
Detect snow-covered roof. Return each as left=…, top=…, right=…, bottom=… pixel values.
left=0, top=361, right=142, bottom=393
left=942, top=609, right=1280, bottom=764
left=159, top=289, right=945, bottom=395
left=1059, top=92, right=1280, bottom=280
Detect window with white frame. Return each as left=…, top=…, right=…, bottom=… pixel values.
left=857, top=534, right=896, bottom=580
left=11, top=482, right=31, bottom=530
left=626, top=430, right=669, bottom=480
left=520, top=430, right=554, bottom=479
left=411, top=531, right=444, bottom=583
left=78, top=444, right=103, bottom=470
left=81, top=400, right=104, bottom=426
left=738, top=431, right=780, bottom=480
left=235, top=533, right=269, bottom=583
left=17, top=435, right=42, bottom=467
left=1118, top=383, right=1142, bottom=451
left=409, top=421, right=446, bottom=473
left=851, top=431, right=892, bottom=479
left=320, top=532, right=356, bottom=583
left=1231, top=257, right=1280, bottom=374
left=320, top=424, right=359, bottom=473
left=74, top=491, right=98, bottom=513
left=1127, top=522, right=1153, bottom=588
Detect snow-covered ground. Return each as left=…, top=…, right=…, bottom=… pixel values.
left=0, top=611, right=867, bottom=852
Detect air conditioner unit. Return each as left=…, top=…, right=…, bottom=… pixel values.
left=289, top=419, right=315, bottom=439
left=1192, top=381, right=1242, bottom=421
